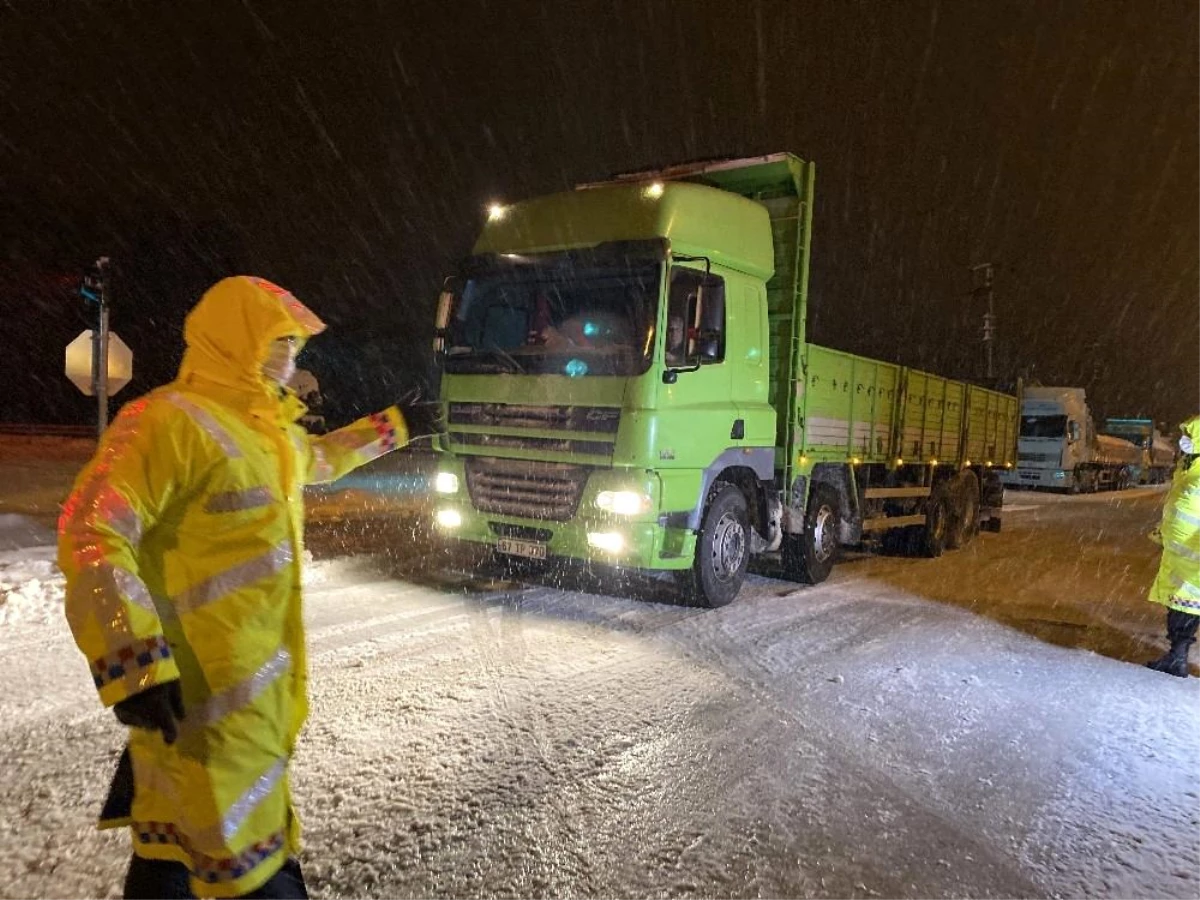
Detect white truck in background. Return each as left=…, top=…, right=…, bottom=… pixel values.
left=1001, top=386, right=1140, bottom=493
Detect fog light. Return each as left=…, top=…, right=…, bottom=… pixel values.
left=595, top=490, right=650, bottom=516
left=1053, top=471, right=1066, bottom=480
left=434, top=472, right=459, bottom=494
left=436, top=508, right=463, bottom=528
left=587, top=531, right=625, bottom=553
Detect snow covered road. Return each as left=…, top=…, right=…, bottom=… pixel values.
left=0, top=437, right=1197, bottom=899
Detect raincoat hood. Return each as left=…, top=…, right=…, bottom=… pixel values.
left=1180, top=415, right=1200, bottom=444
left=178, top=276, right=326, bottom=401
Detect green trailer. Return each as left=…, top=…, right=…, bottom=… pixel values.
left=432, top=153, right=1019, bottom=606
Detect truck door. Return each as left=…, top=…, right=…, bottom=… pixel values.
left=730, top=282, right=774, bottom=448
left=656, top=266, right=734, bottom=468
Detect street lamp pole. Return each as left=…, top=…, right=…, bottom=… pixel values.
left=84, top=257, right=112, bottom=435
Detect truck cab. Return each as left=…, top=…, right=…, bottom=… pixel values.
left=1103, top=417, right=1176, bottom=484
left=1003, top=387, right=1137, bottom=492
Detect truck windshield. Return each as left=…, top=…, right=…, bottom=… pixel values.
left=1106, top=429, right=1148, bottom=447
left=1020, top=415, right=1068, bottom=438
left=443, top=247, right=660, bottom=377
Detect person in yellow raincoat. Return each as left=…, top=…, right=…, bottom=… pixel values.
left=58, top=276, right=410, bottom=898
left=1145, top=414, right=1200, bottom=677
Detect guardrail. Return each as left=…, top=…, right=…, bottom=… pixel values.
left=0, top=423, right=97, bottom=437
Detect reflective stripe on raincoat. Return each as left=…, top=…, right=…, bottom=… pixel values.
left=1149, top=415, right=1200, bottom=615
left=58, top=276, right=408, bottom=898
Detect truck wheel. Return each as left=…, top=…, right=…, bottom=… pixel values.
left=683, top=483, right=749, bottom=608
left=947, top=472, right=980, bottom=549
left=782, top=483, right=840, bottom=584
left=919, top=483, right=952, bottom=558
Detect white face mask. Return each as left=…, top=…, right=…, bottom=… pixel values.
left=262, top=337, right=299, bottom=387
left=1181, top=434, right=1195, bottom=455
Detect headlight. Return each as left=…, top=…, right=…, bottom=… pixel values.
left=436, top=508, right=462, bottom=528
left=434, top=471, right=459, bottom=494
left=595, top=490, right=651, bottom=516
left=587, top=531, right=625, bottom=553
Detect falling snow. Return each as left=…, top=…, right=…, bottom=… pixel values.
left=1, top=437, right=1197, bottom=899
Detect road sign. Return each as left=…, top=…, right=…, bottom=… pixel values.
left=65, top=330, right=133, bottom=396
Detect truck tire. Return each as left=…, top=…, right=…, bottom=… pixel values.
left=782, top=483, right=840, bottom=584
left=918, top=483, right=952, bottom=558
left=683, top=483, right=749, bottom=608
left=946, top=472, right=980, bottom=549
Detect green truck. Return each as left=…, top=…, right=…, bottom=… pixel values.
left=431, top=153, right=1019, bottom=607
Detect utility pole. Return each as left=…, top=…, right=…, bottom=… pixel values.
left=971, top=263, right=995, bottom=380
left=1088, top=340, right=1102, bottom=390
left=81, top=257, right=112, bottom=435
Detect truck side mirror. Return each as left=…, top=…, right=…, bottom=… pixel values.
left=696, top=277, right=725, bottom=363
left=433, top=289, right=453, bottom=353
left=1068, top=421, right=1080, bottom=443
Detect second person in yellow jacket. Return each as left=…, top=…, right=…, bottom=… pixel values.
left=1145, top=415, right=1200, bottom=677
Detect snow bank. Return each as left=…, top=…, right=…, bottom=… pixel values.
left=0, top=542, right=64, bottom=626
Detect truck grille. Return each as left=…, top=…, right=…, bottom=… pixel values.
left=447, top=402, right=620, bottom=462
left=465, top=457, right=589, bottom=521
left=449, top=402, right=620, bottom=433
left=1018, top=452, right=1060, bottom=463
left=453, top=432, right=613, bottom=458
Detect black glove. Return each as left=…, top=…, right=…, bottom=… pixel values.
left=113, top=681, right=185, bottom=744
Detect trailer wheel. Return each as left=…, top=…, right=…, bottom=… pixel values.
left=947, top=472, right=980, bottom=549
left=919, top=483, right=952, bottom=558
left=682, top=483, right=749, bottom=608
left=783, top=483, right=840, bottom=584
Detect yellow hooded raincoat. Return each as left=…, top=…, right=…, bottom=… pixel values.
left=58, top=276, right=408, bottom=897
left=1149, top=415, right=1200, bottom=615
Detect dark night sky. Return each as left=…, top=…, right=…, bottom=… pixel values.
left=1, top=0, right=1197, bottom=427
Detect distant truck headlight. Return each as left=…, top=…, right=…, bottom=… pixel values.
left=434, top=472, right=460, bottom=494
left=595, top=490, right=651, bottom=516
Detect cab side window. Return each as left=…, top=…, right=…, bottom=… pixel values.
left=665, top=268, right=725, bottom=366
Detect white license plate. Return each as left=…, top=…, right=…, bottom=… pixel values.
left=496, top=538, right=548, bottom=560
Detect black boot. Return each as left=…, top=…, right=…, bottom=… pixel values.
left=1146, top=609, right=1199, bottom=677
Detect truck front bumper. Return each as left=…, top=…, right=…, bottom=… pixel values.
left=432, top=502, right=697, bottom=571
left=1001, top=467, right=1073, bottom=490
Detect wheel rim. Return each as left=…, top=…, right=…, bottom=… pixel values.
left=930, top=501, right=947, bottom=540
left=812, top=504, right=837, bottom=562
left=709, top=511, right=746, bottom=581
left=962, top=497, right=978, bottom=531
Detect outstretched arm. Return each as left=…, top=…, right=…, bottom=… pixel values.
left=303, top=406, right=409, bottom=485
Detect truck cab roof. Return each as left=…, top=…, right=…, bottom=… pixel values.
left=473, top=179, right=774, bottom=279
